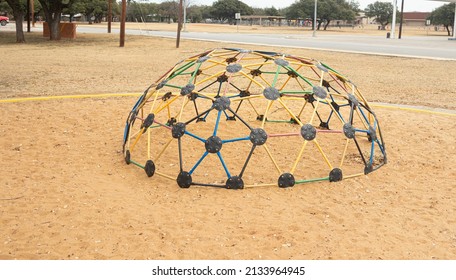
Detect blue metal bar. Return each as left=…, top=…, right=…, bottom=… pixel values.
left=217, top=152, right=231, bottom=178
left=376, top=139, right=386, bottom=155
left=358, top=106, right=371, bottom=126
left=213, top=110, right=222, bottom=136
left=189, top=151, right=209, bottom=175
left=354, top=129, right=369, bottom=134
left=123, top=124, right=130, bottom=143
left=327, top=111, right=334, bottom=124
left=369, top=140, right=375, bottom=166
left=185, top=131, right=206, bottom=143
left=201, top=110, right=211, bottom=121
left=222, top=136, right=250, bottom=144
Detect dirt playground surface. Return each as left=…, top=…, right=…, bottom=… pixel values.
left=0, top=31, right=455, bottom=260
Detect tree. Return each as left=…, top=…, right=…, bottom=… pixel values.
left=264, top=6, right=279, bottom=16
left=428, top=3, right=455, bottom=36
left=38, top=0, right=77, bottom=40
left=210, top=0, right=254, bottom=23
left=284, top=0, right=310, bottom=22
left=365, top=1, right=394, bottom=30
left=285, top=0, right=357, bottom=30
left=158, top=0, right=179, bottom=23
left=2, top=0, right=25, bottom=43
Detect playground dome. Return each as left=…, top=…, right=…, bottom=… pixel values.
left=123, top=48, right=387, bottom=189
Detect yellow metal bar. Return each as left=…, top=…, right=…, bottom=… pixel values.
left=130, top=128, right=145, bottom=152
left=262, top=100, right=274, bottom=128
left=258, top=74, right=272, bottom=88
left=340, top=139, right=350, bottom=168
left=244, top=183, right=277, bottom=188
left=308, top=98, right=320, bottom=124
left=154, top=95, right=180, bottom=115
left=147, top=129, right=151, bottom=159
left=278, top=98, right=303, bottom=126
left=291, top=141, right=308, bottom=174
left=155, top=137, right=174, bottom=162
left=177, top=96, right=189, bottom=121
left=263, top=144, right=282, bottom=174
left=247, top=99, right=261, bottom=116
left=155, top=171, right=176, bottom=181
left=343, top=172, right=364, bottom=179
left=194, top=70, right=225, bottom=86
left=279, top=75, right=293, bottom=91
left=239, top=71, right=265, bottom=89
left=241, top=61, right=274, bottom=69
left=149, top=94, right=162, bottom=114
left=313, top=139, right=333, bottom=170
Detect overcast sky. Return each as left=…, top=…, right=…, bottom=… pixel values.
left=155, top=0, right=447, bottom=12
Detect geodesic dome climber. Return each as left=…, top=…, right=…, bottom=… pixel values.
left=122, top=48, right=387, bottom=189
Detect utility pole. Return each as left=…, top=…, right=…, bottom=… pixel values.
left=120, top=0, right=126, bottom=47
left=183, top=0, right=187, bottom=32
left=176, top=0, right=183, bottom=48
left=31, top=0, right=34, bottom=27
left=313, top=0, right=317, bottom=37
left=108, top=0, right=112, bottom=34
left=398, top=0, right=404, bottom=39
left=391, top=0, right=397, bottom=39
left=27, top=0, right=31, bottom=32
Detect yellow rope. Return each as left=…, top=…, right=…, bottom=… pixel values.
left=0, top=93, right=141, bottom=103
left=2, top=93, right=454, bottom=118
left=371, top=103, right=456, bottom=117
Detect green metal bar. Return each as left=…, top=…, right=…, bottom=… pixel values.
left=169, top=61, right=196, bottom=80
left=321, top=62, right=342, bottom=76
left=283, top=65, right=314, bottom=87
left=281, top=91, right=313, bottom=94
left=261, top=71, right=288, bottom=74
left=162, top=84, right=182, bottom=90
left=295, top=177, right=329, bottom=184
left=130, top=159, right=145, bottom=169
left=272, top=65, right=281, bottom=87
left=189, top=63, right=202, bottom=84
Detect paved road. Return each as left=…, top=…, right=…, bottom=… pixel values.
left=76, top=26, right=456, bottom=60
left=3, top=24, right=456, bottom=60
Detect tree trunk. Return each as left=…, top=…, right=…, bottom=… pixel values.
left=14, top=11, right=25, bottom=43
left=445, top=25, right=450, bottom=36
left=317, top=21, right=322, bottom=30
left=39, top=0, right=65, bottom=40
left=49, top=14, right=61, bottom=40
left=5, top=0, right=25, bottom=43
left=324, top=20, right=331, bottom=31
left=88, top=13, right=93, bottom=25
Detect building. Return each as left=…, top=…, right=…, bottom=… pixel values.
left=402, top=12, right=431, bottom=27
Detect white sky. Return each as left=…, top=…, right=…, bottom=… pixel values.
left=150, top=0, right=447, bottom=12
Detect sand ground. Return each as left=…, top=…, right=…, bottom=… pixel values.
left=0, top=30, right=455, bottom=260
